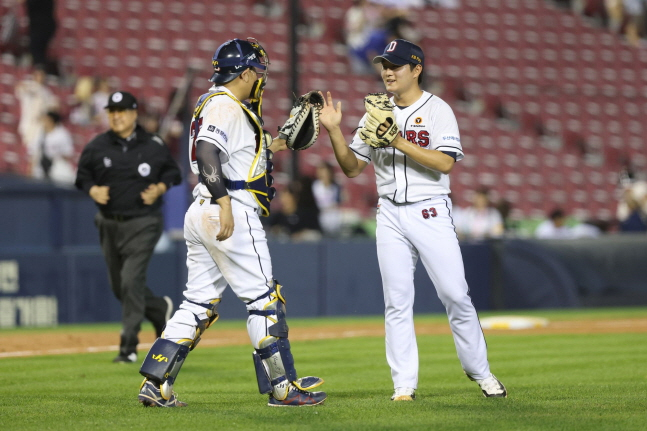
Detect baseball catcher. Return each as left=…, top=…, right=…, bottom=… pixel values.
left=359, top=92, right=399, bottom=148
left=278, top=91, right=324, bottom=150
left=137, top=37, right=327, bottom=409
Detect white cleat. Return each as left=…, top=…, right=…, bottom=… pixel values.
left=472, top=374, right=507, bottom=398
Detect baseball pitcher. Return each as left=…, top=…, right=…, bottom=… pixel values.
left=319, top=39, right=507, bottom=401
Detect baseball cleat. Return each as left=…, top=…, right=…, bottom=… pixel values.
left=267, top=386, right=327, bottom=407
left=113, top=352, right=137, bottom=363
left=391, top=387, right=416, bottom=401
left=471, top=374, right=507, bottom=398
left=293, top=376, right=324, bottom=391
left=138, top=380, right=187, bottom=407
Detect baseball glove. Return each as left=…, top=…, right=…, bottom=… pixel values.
left=278, top=90, right=324, bottom=151
left=359, top=93, right=399, bottom=148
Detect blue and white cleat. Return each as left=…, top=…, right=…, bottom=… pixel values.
left=138, top=379, right=187, bottom=407
left=268, top=385, right=327, bottom=407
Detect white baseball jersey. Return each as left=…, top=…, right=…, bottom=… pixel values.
left=164, top=85, right=276, bottom=353
left=189, top=85, right=259, bottom=210
left=350, top=91, right=463, bottom=203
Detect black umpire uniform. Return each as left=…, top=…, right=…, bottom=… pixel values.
left=75, top=91, right=182, bottom=363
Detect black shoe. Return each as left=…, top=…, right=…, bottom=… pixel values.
left=113, top=353, right=137, bottom=363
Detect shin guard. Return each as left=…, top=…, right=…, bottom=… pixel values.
left=140, top=338, right=190, bottom=400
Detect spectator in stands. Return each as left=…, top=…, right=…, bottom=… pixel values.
left=345, top=0, right=380, bottom=74
left=622, top=0, right=646, bottom=46
left=69, top=76, right=94, bottom=126
left=139, top=112, right=161, bottom=135
left=39, top=111, right=75, bottom=186
left=15, top=65, right=59, bottom=178
left=269, top=179, right=322, bottom=242
left=91, top=77, right=112, bottom=128
left=534, top=208, right=574, bottom=239
left=345, top=1, right=420, bottom=75
left=24, top=0, right=57, bottom=73
left=312, top=161, right=344, bottom=237
left=369, top=0, right=427, bottom=8
left=454, top=187, right=504, bottom=240
left=495, top=198, right=518, bottom=236
left=616, top=171, right=647, bottom=232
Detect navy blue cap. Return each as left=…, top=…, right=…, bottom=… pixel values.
left=372, top=39, right=424, bottom=67
left=105, top=91, right=138, bottom=110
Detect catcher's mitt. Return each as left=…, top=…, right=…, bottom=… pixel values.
left=359, top=93, right=399, bottom=148
left=278, top=91, right=324, bottom=151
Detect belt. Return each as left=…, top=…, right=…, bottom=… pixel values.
left=101, top=213, right=141, bottom=222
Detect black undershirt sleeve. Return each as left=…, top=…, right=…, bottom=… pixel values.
left=196, top=140, right=228, bottom=200
left=441, top=151, right=458, bottom=161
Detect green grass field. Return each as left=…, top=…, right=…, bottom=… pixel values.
left=1, top=308, right=646, bottom=430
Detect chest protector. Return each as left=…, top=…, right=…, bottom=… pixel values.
left=193, top=91, right=275, bottom=216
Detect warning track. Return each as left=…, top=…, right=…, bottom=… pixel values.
left=1, top=318, right=646, bottom=359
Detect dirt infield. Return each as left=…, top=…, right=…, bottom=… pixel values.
left=2, top=317, right=647, bottom=359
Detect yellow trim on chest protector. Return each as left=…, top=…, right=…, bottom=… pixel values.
left=193, top=91, right=270, bottom=214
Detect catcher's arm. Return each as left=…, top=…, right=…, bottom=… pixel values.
left=319, top=91, right=368, bottom=178
left=195, top=140, right=233, bottom=241
left=267, top=137, right=287, bottom=153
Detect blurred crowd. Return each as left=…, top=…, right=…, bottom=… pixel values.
left=566, top=0, right=647, bottom=47
left=13, top=66, right=185, bottom=187
left=2, top=0, right=646, bottom=241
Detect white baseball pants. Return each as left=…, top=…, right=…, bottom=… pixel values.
left=163, top=196, right=275, bottom=349
left=376, top=196, right=491, bottom=389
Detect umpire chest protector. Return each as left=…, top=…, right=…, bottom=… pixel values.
left=193, top=91, right=275, bottom=216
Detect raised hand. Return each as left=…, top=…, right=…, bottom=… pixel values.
left=318, top=91, right=342, bottom=132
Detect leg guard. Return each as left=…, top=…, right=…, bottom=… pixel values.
left=140, top=299, right=220, bottom=400
left=139, top=338, right=190, bottom=400
left=248, top=282, right=324, bottom=400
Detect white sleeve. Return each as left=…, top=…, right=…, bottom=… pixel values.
left=431, top=101, right=463, bottom=161
left=197, top=98, right=240, bottom=162
left=348, top=113, right=371, bottom=163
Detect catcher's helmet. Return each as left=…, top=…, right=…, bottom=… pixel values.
left=209, top=38, right=269, bottom=85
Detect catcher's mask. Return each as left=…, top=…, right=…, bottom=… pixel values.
left=209, top=38, right=269, bottom=90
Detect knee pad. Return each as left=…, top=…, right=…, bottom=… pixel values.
left=139, top=338, right=190, bottom=400
left=165, top=299, right=220, bottom=350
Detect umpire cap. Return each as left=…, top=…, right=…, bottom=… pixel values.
left=372, top=39, right=424, bottom=67
left=105, top=91, right=138, bottom=110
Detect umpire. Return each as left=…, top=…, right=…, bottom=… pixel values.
left=75, top=91, right=182, bottom=363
